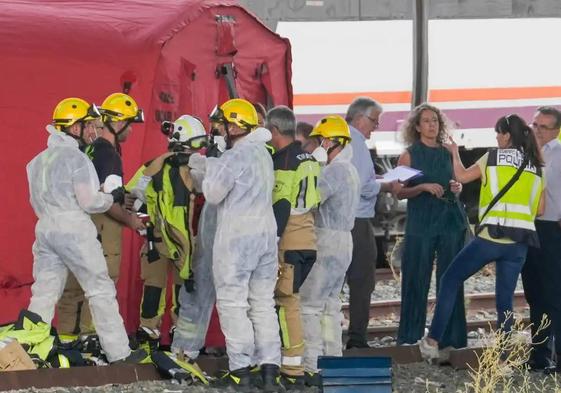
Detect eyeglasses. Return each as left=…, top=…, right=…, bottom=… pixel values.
left=530, top=122, right=558, bottom=132
left=365, top=115, right=380, bottom=128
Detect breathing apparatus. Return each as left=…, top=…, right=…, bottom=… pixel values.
left=160, top=115, right=208, bottom=166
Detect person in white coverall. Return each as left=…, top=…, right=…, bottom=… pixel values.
left=26, top=98, right=145, bottom=363
left=171, top=112, right=227, bottom=364
left=188, top=98, right=283, bottom=392
left=299, top=115, right=360, bottom=383
left=172, top=202, right=217, bottom=359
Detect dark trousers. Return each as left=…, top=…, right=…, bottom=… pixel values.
left=346, top=218, right=377, bottom=346
left=522, top=220, right=561, bottom=364
left=429, top=237, right=527, bottom=342
left=397, top=231, right=467, bottom=348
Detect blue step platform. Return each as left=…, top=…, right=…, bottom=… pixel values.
left=318, top=356, right=392, bottom=393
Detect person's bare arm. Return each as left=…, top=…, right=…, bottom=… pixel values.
left=106, top=203, right=145, bottom=231
left=395, top=150, right=444, bottom=199
left=444, top=138, right=481, bottom=184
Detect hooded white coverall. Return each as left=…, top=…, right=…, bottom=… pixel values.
left=26, top=125, right=130, bottom=362
left=299, top=145, right=360, bottom=373
left=191, top=127, right=281, bottom=371
left=172, top=202, right=217, bottom=360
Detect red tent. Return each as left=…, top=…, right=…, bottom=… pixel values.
left=0, top=0, right=292, bottom=342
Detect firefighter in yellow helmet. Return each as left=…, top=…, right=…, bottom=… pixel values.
left=299, top=115, right=360, bottom=385
left=26, top=97, right=146, bottom=363
left=187, top=98, right=283, bottom=391
left=52, top=98, right=101, bottom=147
left=57, top=93, right=146, bottom=344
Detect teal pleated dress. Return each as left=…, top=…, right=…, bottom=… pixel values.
left=397, top=141, right=468, bottom=349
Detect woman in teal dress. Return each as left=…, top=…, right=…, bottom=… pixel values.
left=396, top=104, right=468, bottom=350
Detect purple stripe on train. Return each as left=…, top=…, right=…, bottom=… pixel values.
left=297, top=105, right=548, bottom=131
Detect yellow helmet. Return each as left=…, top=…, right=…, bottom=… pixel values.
left=310, top=115, right=351, bottom=141
left=52, top=98, right=101, bottom=130
left=219, top=98, right=258, bottom=130
left=100, top=93, right=144, bottom=123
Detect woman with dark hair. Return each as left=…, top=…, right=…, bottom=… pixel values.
left=396, top=104, right=468, bottom=351
left=295, top=121, right=320, bottom=154
left=253, top=102, right=267, bottom=127
left=420, top=114, right=545, bottom=361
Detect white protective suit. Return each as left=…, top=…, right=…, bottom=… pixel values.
left=194, top=127, right=281, bottom=371
left=26, top=125, right=131, bottom=362
left=172, top=202, right=217, bottom=360
left=299, top=145, right=360, bottom=373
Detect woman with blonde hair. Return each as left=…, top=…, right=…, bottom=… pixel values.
left=396, top=103, right=468, bottom=351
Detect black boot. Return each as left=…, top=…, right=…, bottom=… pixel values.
left=215, top=366, right=253, bottom=392
left=304, top=371, right=322, bottom=387
left=260, top=364, right=286, bottom=393
left=280, top=372, right=306, bottom=390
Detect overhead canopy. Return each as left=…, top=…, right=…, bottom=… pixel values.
left=0, top=0, right=293, bottom=332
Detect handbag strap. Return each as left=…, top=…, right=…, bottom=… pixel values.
left=477, top=154, right=529, bottom=230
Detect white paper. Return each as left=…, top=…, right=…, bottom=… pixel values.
left=378, top=166, right=423, bottom=183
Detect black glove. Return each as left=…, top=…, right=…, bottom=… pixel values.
left=206, top=143, right=221, bottom=158
left=184, top=276, right=195, bottom=293
left=167, top=152, right=191, bottom=167
left=111, top=187, right=126, bottom=204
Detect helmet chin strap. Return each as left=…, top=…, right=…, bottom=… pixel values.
left=325, top=137, right=349, bottom=155
left=104, top=119, right=132, bottom=154
left=224, top=123, right=250, bottom=149
left=62, top=122, right=88, bottom=147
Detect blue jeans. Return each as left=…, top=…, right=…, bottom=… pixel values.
left=429, top=237, right=528, bottom=342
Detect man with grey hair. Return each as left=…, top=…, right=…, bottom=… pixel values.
left=267, top=105, right=321, bottom=386
left=345, top=97, right=400, bottom=349
left=522, top=106, right=561, bottom=373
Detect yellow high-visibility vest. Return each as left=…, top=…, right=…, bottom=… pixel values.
left=478, top=148, right=543, bottom=246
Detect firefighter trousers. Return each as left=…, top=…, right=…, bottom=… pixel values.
left=275, top=249, right=316, bottom=376
left=139, top=241, right=183, bottom=332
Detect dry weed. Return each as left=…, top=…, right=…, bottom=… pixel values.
left=428, top=313, right=560, bottom=393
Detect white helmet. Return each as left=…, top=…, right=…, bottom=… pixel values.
left=161, top=115, right=208, bottom=150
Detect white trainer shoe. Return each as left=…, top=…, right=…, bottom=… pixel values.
left=418, top=337, right=440, bottom=363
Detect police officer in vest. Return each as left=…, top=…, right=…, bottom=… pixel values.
left=522, top=106, right=561, bottom=373
left=419, top=114, right=545, bottom=361
left=266, top=106, right=321, bottom=387
left=127, top=115, right=208, bottom=348
left=57, top=93, right=146, bottom=344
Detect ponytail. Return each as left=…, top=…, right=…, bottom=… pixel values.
left=495, top=115, right=543, bottom=168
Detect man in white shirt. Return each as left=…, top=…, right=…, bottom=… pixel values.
left=522, top=106, right=561, bottom=373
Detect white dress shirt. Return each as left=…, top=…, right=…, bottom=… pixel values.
left=538, top=139, right=561, bottom=222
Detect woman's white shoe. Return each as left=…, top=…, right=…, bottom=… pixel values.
left=418, top=337, right=440, bottom=363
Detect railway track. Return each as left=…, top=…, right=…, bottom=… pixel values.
left=341, top=289, right=528, bottom=340
left=342, top=290, right=528, bottom=322
left=345, top=317, right=531, bottom=341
